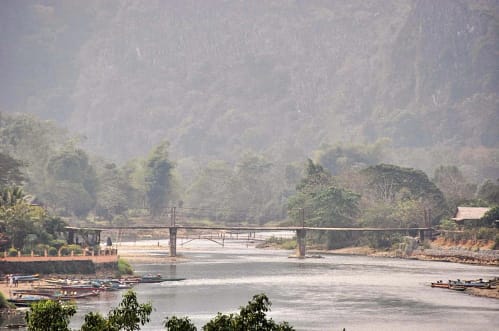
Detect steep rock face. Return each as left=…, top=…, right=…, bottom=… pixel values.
left=1, top=1, right=497, bottom=178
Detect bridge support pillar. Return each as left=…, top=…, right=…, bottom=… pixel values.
left=169, top=227, right=177, bottom=257
left=419, top=229, right=425, bottom=242
left=296, top=229, right=306, bottom=258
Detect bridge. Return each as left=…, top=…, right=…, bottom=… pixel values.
left=99, top=224, right=433, bottom=258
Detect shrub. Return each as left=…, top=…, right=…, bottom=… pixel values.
left=66, top=244, right=83, bottom=255
left=59, top=246, right=70, bottom=256
left=0, top=291, right=10, bottom=309
left=8, top=247, right=18, bottom=257
left=49, top=239, right=67, bottom=250
left=34, top=244, right=50, bottom=256
left=48, top=246, right=58, bottom=256
left=117, top=258, right=133, bottom=276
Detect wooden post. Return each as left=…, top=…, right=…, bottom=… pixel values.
left=296, top=229, right=306, bottom=258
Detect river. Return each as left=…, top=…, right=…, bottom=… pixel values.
left=66, top=239, right=499, bottom=330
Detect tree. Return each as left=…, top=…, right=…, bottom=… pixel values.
left=0, top=152, right=25, bottom=187
left=25, top=300, right=76, bottom=331
left=106, top=290, right=152, bottom=331
left=144, top=141, right=175, bottom=217
left=361, top=164, right=448, bottom=224
left=95, top=163, right=132, bottom=221
left=315, top=140, right=386, bottom=176
left=433, top=165, right=476, bottom=209
left=477, top=179, right=499, bottom=205
left=44, top=147, right=97, bottom=217
left=164, top=316, right=197, bottom=331
left=287, top=159, right=360, bottom=248
left=203, top=294, right=294, bottom=331
left=80, top=312, right=109, bottom=331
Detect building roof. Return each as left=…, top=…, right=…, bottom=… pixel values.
left=452, top=207, right=490, bottom=222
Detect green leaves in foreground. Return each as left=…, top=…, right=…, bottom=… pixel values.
left=25, top=291, right=293, bottom=330
left=26, top=300, right=76, bottom=331
left=165, top=293, right=294, bottom=331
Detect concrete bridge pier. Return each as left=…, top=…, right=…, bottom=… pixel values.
left=169, top=227, right=177, bottom=257
left=296, top=229, right=306, bottom=258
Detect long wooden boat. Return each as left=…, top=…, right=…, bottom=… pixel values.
left=431, top=282, right=450, bottom=289
left=138, top=274, right=186, bottom=283
left=8, top=294, right=50, bottom=307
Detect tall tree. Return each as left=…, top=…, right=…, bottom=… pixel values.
left=433, top=165, right=476, bottom=209
left=25, top=298, right=76, bottom=331
left=95, top=163, right=132, bottom=221
left=44, top=147, right=97, bottom=217
left=362, top=164, right=448, bottom=224
left=288, top=159, right=360, bottom=248
left=0, top=152, right=24, bottom=187
left=144, top=141, right=175, bottom=217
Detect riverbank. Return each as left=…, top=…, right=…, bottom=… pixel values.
left=310, top=243, right=499, bottom=267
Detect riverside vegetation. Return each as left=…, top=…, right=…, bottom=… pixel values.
left=22, top=291, right=294, bottom=331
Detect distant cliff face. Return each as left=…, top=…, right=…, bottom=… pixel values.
left=1, top=0, right=498, bottom=178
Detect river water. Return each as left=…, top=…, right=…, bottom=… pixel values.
left=66, top=240, right=499, bottom=330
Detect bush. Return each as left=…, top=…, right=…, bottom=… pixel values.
left=66, top=244, right=83, bottom=255
left=0, top=291, right=10, bottom=309
left=49, top=239, right=67, bottom=250
left=476, top=227, right=495, bottom=240
left=8, top=247, right=18, bottom=257
left=48, top=247, right=58, bottom=256
left=60, top=246, right=71, bottom=256
left=117, top=258, right=133, bottom=276
left=34, top=244, right=50, bottom=256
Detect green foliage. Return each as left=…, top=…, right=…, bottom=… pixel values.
left=117, top=258, right=134, bottom=276
left=44, top=147, right=97, bottom=218
left=480, top=206, right=499, bottom=226
left=144, top=141, right=174, bottom=217
left=164, top=316, right=197, bottom=331
left=80, top=312, right=108, bottom=331
left=106, top=290, right=152, bottom=331
left=0, top=186, right=25, bottom=207
left=0, top=291, right=9, bottom=309
left=8, top=247, right=17, bottom=257
left=25, top=300, right=76, bottom=331
left=438, top=219, right=457, bottom=231
left=0, top=152, right=25, bottom=187
left=477, top=179, right=499, bottom=205
left=362, top=164, right=448, bottom=224
left=203, top=293, right=294, bottom=331
left=48, top=246, right=58, bottom=256
left=288, top=159, right=360, bottom=248
left=315, top=140, right=386, bottom=176
left=95, top=163, right=133, bottom=221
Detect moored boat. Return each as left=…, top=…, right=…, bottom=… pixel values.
left=8, top=294, right=50, bottom=307
left=431, top=281, right=450, bottom=289
left=138, top=274, right=186, bottom=283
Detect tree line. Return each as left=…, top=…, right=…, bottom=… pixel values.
left=1, top=112, right=498, bottom=252
left=22, top=291, right=294, bottom=331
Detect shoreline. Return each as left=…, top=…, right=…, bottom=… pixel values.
left=1, top=243, right=497, bottom=301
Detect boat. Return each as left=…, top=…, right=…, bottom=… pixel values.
left=431, top=281, right=450, bottom=289
left=449, top=284, right=466, bottom=291
left=8, top=294, right=50, bottom=307
left=138, top=274, right=186, bottom=283
left=462, top=279, right=491, bottom=289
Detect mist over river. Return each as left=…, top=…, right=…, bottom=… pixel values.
left=70, top=240, right=498, bottom=331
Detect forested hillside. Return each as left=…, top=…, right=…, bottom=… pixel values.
left=1, top=0, right=498, bottom=183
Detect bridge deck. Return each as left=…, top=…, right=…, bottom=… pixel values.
left=98, top=225, right=433, bottom=232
